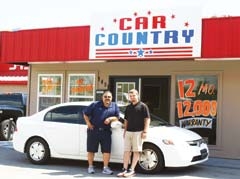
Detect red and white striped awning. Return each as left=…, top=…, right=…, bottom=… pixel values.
left=0, top=64, right=28, bottom=85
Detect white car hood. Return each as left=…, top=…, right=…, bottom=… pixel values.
left=149, top=125, right=202, bottom=141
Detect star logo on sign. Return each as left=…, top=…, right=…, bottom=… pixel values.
left=137, top=48, right=144, bottom=57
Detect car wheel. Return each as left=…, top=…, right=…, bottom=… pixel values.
left=136, top=143, right=165, bottom=174
left=26, top=138, right=50, bottom=164
left=0, top=119, right=16, bottom=141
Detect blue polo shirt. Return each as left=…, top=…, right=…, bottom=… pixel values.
left=83, top=101, right=120, bottom=129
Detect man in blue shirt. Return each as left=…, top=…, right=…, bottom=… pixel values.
left=83, top=90, right=120, bottom=175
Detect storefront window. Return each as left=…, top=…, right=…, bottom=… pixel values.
left=38, top=74, right=62, bottom=111
left=175, top=75, right=218, bottom=145
left=116, top=82, right=135, bottom=105
left=68, top=74, right=95, bottom=102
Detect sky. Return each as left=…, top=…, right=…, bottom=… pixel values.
left=0, top=0, right=239, bottom=31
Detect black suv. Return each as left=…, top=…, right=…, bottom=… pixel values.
left=0, top=93, right=27, bottom=140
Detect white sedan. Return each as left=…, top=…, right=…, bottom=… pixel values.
left=13, top=101, right=209, bottom=174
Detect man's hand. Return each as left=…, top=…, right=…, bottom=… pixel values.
left=104, top=116, right=118, bottom=125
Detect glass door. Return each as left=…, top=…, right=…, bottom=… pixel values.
left=109, top=77, right=139, bottom=105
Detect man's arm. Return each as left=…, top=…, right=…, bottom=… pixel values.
left=104, top=116, right=119, bottom=125
left=143, top=117, right=150, bottom=133
left=83, top=114, right=94, bottom=129
left=104, top=103, right=120, bottom=124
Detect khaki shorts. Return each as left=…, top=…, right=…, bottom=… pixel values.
left=124, top=131, right=144, bottom=152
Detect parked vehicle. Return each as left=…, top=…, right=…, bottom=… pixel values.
left=0, top=93, right=27, bottom=141
left=13, top=101, right=209, bottom=174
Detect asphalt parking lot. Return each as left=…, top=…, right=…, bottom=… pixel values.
left=1, top=141, right=240, bottom=179
left=1, top=140, right=239, bottom=169
left=201, top=157, right=240, bottom=170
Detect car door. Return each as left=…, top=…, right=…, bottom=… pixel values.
left=43, top=105, right=82, bottom=156
left=78, top=106, right=88, bottom=159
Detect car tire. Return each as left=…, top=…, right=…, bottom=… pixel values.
left=0, top=119, right=16, bottom=141
left=136, top=143, right=165, bottom=174
left=26, top=137, right=50, bottom=165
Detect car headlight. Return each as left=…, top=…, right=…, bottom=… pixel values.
left=187, top=138, right=206, bottom=146
left=162, top=139, right=174, bottom=145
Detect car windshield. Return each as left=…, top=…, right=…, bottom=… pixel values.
left=119, top=105, right=172, bottom=127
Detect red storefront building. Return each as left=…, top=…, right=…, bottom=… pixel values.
left=0, top=15, right=240, bottom=159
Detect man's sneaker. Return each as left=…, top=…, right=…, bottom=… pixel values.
left=102, top=167, right=113, bottom=175
left=123, top=169, right=135, bottom=177
left=88, top=166, right=95, bottom=174
left=117, top=168, right=127, bottom=177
